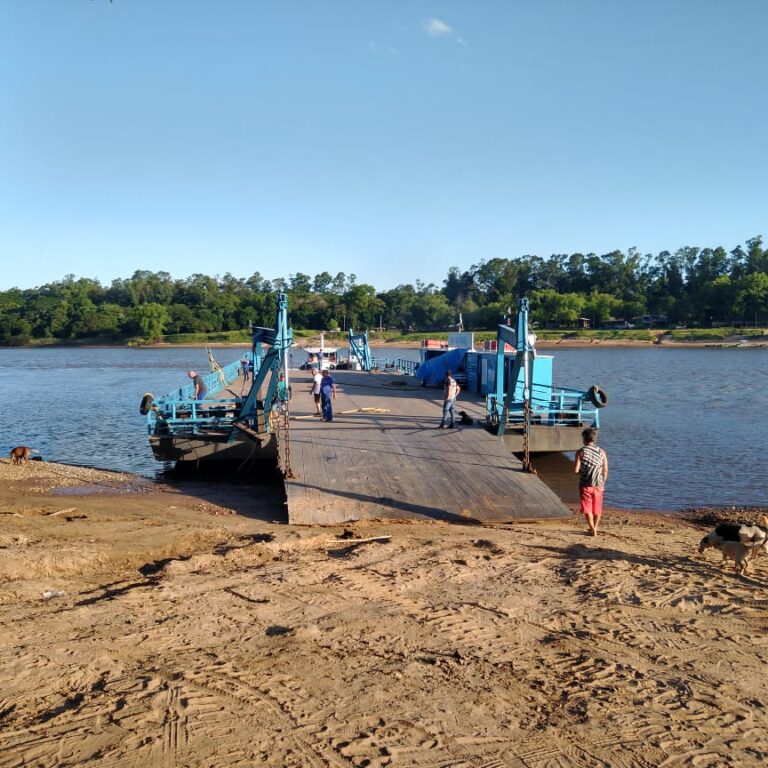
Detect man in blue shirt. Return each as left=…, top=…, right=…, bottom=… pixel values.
left=320, top=370, right=337, bottom=422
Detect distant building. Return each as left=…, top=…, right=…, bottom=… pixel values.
left=636, top=314, right=669, bottom=328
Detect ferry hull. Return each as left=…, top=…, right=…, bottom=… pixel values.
left=494, top=424, right=592, bottom=454
left=149, top=432, right=277, bottom=464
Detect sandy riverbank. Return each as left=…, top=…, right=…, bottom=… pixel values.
left=1, top=459, right=767, bottom=766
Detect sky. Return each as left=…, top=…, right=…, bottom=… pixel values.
left=2, top=0, right=767, bottom=292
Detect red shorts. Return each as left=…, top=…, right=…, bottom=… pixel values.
left=580, top=486, right=604, bottom=518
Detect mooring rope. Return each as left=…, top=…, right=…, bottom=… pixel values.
left=205, top=345, right=226, bottom=387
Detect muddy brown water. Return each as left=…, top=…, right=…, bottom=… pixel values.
left=1, top=346, right=766, bottom=511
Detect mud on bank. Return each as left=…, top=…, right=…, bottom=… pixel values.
left=1, top=461, right=767, bottom=767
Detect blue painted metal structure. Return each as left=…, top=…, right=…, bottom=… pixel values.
left=152, top=360, right=243, bottom=407
left=236, top=292, right=293, bottom=429
left=348, top=328, right=373, bottom=372
left=146, top=293, right=293, bottom=451
left=486, top=298, right=602, bottom=434
left=371, top=356, right=419, bottom=375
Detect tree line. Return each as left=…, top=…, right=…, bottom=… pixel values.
left=1, top=237, right=767, bottom=345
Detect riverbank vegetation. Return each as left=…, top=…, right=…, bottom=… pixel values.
left=2, top=238, right=767, bottom=345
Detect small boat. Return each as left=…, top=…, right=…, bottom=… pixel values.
left=300, top=347, right=339, bottom=369
left=142, top=294, right=293, bottom=465
left=299, top=332, right=340, bottom=369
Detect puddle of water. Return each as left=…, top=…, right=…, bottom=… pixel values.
left=51, top=484, right=150, bottom=496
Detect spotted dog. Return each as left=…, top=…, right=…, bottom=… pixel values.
left=699, top=521, right=768, bottom=572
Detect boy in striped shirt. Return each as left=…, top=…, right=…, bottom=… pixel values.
left=574, top=428, right=608, bottom=537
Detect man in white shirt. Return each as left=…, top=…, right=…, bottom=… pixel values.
left=309, top=368, right=323, bottom=416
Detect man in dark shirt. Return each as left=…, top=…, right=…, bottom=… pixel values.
left=187, top=370, right=207, bottom=400
left=240, top=354, right=250, bottom=381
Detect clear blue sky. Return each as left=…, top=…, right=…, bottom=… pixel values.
left=2, top=0, right=767, bottom=292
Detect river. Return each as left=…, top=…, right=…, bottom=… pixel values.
left=0, top=346, right=765, bottom=512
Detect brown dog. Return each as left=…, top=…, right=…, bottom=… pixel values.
left=10, top=446, right=36, bottom=465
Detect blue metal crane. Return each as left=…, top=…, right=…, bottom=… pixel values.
left=485, top=298, right=607, bottom=464
left=144, top=293, right=293, bottom=454
left=491, top=297, right=535, bottom=439
left=236, top=292, right=293, bottom=433
left=348, top=328, right=373, bottom=372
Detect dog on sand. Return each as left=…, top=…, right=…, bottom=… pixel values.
left=699, top=522, right=768, bottom=549
left=718, top=541, right=752, bottom=575
left=699, top=521, right=768, bottom=570
left=10, top=446, right=38, bottom=465
left=698, top=534, right=754, bottom=574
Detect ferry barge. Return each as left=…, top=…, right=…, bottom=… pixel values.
left=142, top=294, right=293, bottom=464
left=373, top=298, right=608, bottom=453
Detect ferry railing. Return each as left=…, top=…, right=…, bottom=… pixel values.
left=487, top=383, right=601, bottom=429
left=146, top=359, right=244, bottom=435
left=155, top=360, right=242, bottom=403
left=371, top=357, right=418, bottom=375
left=147, top=397, right=243, bottom=434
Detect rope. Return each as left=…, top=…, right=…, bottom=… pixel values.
left=235, top=435, right=263, bottom=473
left=205, top=345, right=226, bottom=387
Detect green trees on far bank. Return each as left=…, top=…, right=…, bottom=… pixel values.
left=1, top=238, right=767, bottom=345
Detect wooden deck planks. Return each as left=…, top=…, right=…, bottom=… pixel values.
left=284, top=370, right=570, bottom=525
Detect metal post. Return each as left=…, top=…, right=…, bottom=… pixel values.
left=281, top=296, right=290, bottom=397
left=515, top=298, right=536, bottom=473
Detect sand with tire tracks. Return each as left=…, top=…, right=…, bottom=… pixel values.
left=1, top=459, right=767, bottom=767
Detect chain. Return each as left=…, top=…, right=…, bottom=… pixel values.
left=521, top=398, right=536, bottom=474
left=282, top=404, right=295, bottom=478
left=272, top=401, right=295, bottom=479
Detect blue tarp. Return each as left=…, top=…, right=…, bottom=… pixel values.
left=414, top=348, right=468, bottom=387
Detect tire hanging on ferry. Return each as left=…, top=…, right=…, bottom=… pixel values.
left=139, top=392, right=155, bottom=415
left=587, top=385, right=608, bottom=408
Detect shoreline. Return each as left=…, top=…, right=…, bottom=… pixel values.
left=3, top=456, right=765, bottom=528
left=2, top=458, right=767, bottom=766
left=5, top=338, right=767, bottom=350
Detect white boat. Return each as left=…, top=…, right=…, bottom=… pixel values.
left=300, top=346, right=339, bottom=370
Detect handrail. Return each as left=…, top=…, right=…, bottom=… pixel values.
left=157, top=360, right=242, bottom=404
left=486, top=384, right=601, bottom=429
left=146, top=360, right=243, bottom=434
left=372, top=357, right=418, bottom=375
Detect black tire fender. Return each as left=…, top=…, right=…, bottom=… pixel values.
left=587, top=385, right=608, bottom=409
left=140, top=392, right=155, bottom=415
